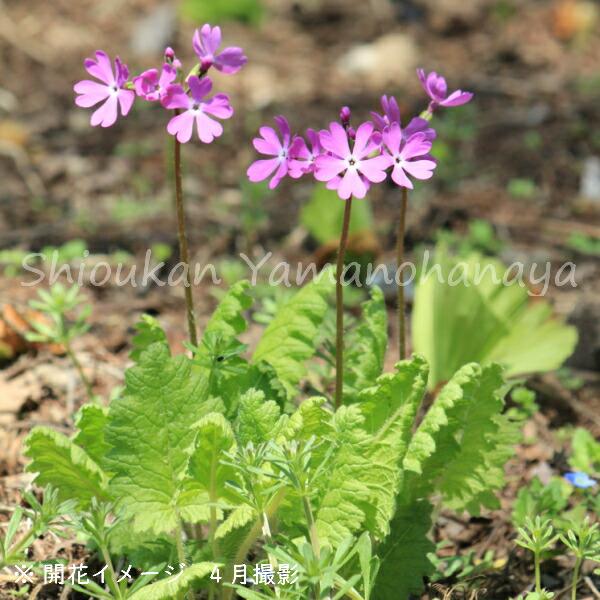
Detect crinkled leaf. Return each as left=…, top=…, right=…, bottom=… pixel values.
left=203, top=280, right=252, bottom=340
left=343, top=286, right=387, bottom=404
left=105, top=342, right=218, bottom=535
left=253, top=267, right=334, bottom=398
left=73, top=404, right=110, bottom=469
left=180, top=413, right=238, bottom=519
left=24, top=427, right=107, bottom=508
left=373, top=500, right=435, bottom=600
left=403, top=362, right=513, bottom=513
left=130, top=314, right=168, bottom=362
left=235, top=388, right=286, bottom=445
left=358, top=355, right=429, bottom=537
left=128, top=562, right=218, bottom=600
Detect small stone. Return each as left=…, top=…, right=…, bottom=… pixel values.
left=580, top=156, right=600, bottom=201
left=336, top=33, right=417, bottom=90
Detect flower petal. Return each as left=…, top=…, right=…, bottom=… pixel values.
left=383, top=122, right=402, bottom=155
left=215, top=47, right=247, bottom=74
left=439, top=90, right=474, bottom=107
left=339, top=168, right=367, bottom=200
left=391, top=165, right=413, bottom=189
left=359, top=155, right=389, bottom=183
left=202, top=94, right=233, bottom=119
left=319, top=122, right=350, bottom=159
left=167, top=110, right=195, bottom=143
left=402, top=159, right=436, bottom=180
left=247, top=158, right=280, bottom=183
left=84, top=50, right=115, bottom=85
left=118, top=89, right=135, bottom=117
left=195, top=111, right=223, bottom=143
left=188, top=75, right=212, bottom=102
left=74, top=80, right=110, bottom=107
left=353, top=122, right=375, bottom=158
left=90, top=95, right=119, bottom=128
left=314, top=155, right=346, bottom=182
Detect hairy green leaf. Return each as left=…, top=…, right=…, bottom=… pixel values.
left=373, top=500, right=435, bottom=600
left=403, top=362, right=513, bottom=513
left=128, top=562, right=218, bottom=600
left=105, top=342, right=217, bottom=535
left=73, top=404, right=110, bottom=469
left=203, top=280, right=253, bottom=341
left=343, top=286, right=388, bottom=404
left=253, top=268, right=334, bottom=398
left=235, top=388, right=286, bottom=445
left=358, top=355, right=429, bottom=537
left=24, top=427, right=107, bottom=507
left=130, top=314, right=168, bottom=362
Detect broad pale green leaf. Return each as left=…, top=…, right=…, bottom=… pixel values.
left=73, top=404, right=110, bottom=469
left=300, top=184, right=373, bottom=245
left=253, top=268, right=335, bottom=398
left=373, top=500, right=435, bottom=600
left=343, top=286, right=388, bottom=404
left=105, top=342, right=217, bottom=535
left=128, top=562, right=218, bottom=600
left=403, top=362, right=513, bottom=513
left=24, top=427, right=108, bottom=507
left=413, top=246, right=577, bottom=388
left=130, top=314, right=168, bottom=362
left=235, top=389, right=286, bottom=445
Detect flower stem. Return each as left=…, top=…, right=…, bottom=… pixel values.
left=571, top=556, right=582, bottom=600
left=173, top=124, right=199, bottom=348
left=396, top=187, right=408, bottom=360
left=534, top=552, right=541, bottom=593
left=334, top=197, right=353, bottom=409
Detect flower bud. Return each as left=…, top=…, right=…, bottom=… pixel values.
left=340, top=106, right=351, bottom=127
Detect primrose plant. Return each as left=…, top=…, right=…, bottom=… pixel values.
left=247, top=71, right=472, bottom=407
left=74, top=24, right=247, bottom=347
left=14, top=22, right=522, bottom=600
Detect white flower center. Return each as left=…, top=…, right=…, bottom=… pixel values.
left=345, top=156, right=359, bottom=170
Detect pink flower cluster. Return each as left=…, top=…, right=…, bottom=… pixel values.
left=74, top=24, right=247, bottom=143
left=247, top=70, right=473, bottom=199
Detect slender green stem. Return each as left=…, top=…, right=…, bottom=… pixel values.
left=100, top=545, right=123, bottom=600
left=571, top=556, right=582, bottom=600
left=222, top=489, right=287, bottom=600
left=66, top=343, right=94, bottom=401
left=301, top=494, right=321, bottom=600
left=174, top=523, right=194, bottom=600
left=335, top=197, right=353, bottom=409
left=396, top=187, right=408, bottom=361
left=173, top=123, right=199, bottom=348
left=534, top=552, right=541, bottom=593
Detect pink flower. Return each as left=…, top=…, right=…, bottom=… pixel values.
left=371, top=95, right=436, bottom=142
left=288, top=128, right=322, bottom=178
left=370, top=95, right=401, bottom=131
left=382, top=123, right=436, bottom=189
left=164, top=46, right=182, bottom=70
left=163, top=76, right=233, bottom=144
left=133, top=64, right=177, bottom=102
left=417, top=69, right=473, bottom=109
left=193, top=24, right=247, bottom=74
left=247, top=116, right=302, bottom=189
left=74, top=51, right=135, bottom=127
left=315, top=122, right=388, bottom=200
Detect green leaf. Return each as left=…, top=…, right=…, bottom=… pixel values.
left=73, top=404, right=110, bottom=469
left=373, top=500, right=435, bottom=600
left=128, top=562, right=218, bottom=600
left=357, top=355, right=429, bottom=537
left=403, top=362, right=513, bottom=513
left=130, top=314, right=168, bottom=362
left=23, top=428, right=107, bottom=508
left=181, top=413, right=238, bottom=520
left=235, top=389, right=286, bottom=445
left=412, top=246, right=578, bottom=389
left=203, top=280, right=253, bottom=341
left=314, top=406, right=372, bottom=545
left=301, top=184, right=373, bottom=245
left=343, top=286, right=388, bottom=404
left=105, top=342, right=217, bottom=535
left=569, top=428, right=600, bottom=473
left=253, top=268, right=335, bottom=399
